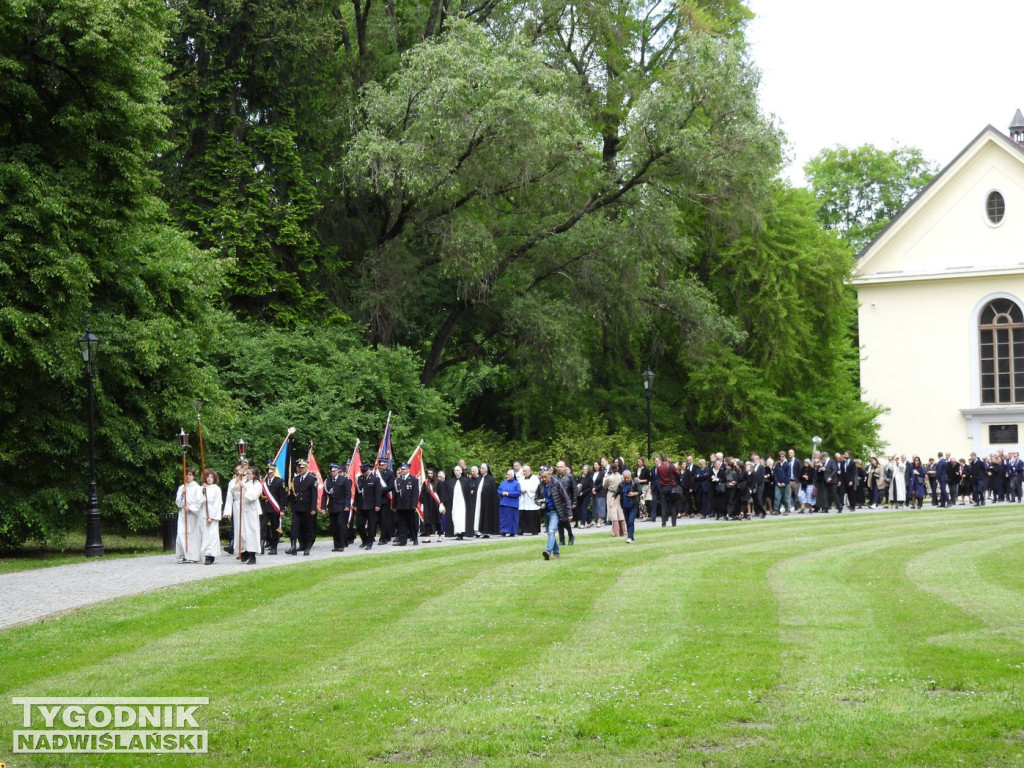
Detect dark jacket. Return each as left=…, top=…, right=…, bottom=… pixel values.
left=292, top=472, right=318, bottom=513
left=538, top=477, right=572, bottom=519
left=393, top=473, right=420, bottom=511
left=356, top=473, right=384, bottom=511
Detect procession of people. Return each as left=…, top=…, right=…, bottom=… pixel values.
left=175, top=442, right=1024, bottom=564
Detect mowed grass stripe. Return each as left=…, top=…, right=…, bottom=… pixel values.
left=762, top=516, right=1024, bottom=766
left=3, top=509, right=1024, bottom=767
left=907, top=532, right=1024, bottom=641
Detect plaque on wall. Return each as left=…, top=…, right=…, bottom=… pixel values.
left=989, top=424, right=1019, bottom=444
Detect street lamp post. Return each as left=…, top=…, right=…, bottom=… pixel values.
left=642, top=369, right=655, bottom=460
left=79, top=326, right=104, bottom=558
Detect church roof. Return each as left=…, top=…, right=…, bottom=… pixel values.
left=856, top=125, right=1024, bottom=262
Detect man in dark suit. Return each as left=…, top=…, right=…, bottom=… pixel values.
left=376, top=460, right=396, bottom=545
left=970, top=453, right=988, bottom=506
left=824, top=452, right=842, bottom=513
left=356, top=463, right=384, bottom=549
left=323, top=462, right=352, bottom=552
left=392, top=462, right=420, bottom=546
left=935, top=452, right=948, bottom=508
left=749, top=453, right=766, bottom=518
left=287, top=458, right=318, bottom=555
left=260, top=460, right=287, bottom=555
left=841, top=451, right=856, bottom=510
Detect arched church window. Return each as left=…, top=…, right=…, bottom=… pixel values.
left=980, top=298, right=1024, bottom=404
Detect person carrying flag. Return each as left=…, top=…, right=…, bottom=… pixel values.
left=260, top=459, right=286, bottom=555
left=376, top=460, right=396, bottom=546
left=287, top=458, right=318, bottom=555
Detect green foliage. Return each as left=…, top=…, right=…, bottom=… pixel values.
left=679, top=183, right=883, bottom=455
left=804, top=143, right=937, bottom=252
left=0, top=0, right=232, bottom=547
left=160, top=0, right=348, bottom=324
left=213, top=321, right=456, bottom=471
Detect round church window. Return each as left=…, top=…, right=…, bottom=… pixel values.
left=986, top=190, right=1006, bottom=225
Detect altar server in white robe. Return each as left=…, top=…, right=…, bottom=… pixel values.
left=238, top=466, right=264, bottom=564
left=198, top=469, right=224, bottom=565
left=223, top=462, right=244, bottom=555
left=174, top=467, right=203, bottom=563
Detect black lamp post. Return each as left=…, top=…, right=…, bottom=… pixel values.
left=642, top=368, right=654, bottom=460
left=79, top=326, right=103, bottom=558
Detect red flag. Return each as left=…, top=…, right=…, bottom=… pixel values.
left=406, top=442, right=431, bottom=521
left=348, top=440, right=362, bottom=523
left=307, top=444, right=324, bottom=509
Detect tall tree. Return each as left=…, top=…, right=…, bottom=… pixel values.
left=343, top=20, right=780, bottom=404
left=160, top=0, right=348, bottom=325
left=804, top=143, right=937, bottom=252
left=0, top=0, right=229, bottom=546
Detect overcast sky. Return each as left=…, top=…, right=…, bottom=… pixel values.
left=746, top=0, right=1024, bottom=186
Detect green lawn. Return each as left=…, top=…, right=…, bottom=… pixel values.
left=0, top=535, right=164, bottom=574
left=3, top=507, right=1024, bottom=766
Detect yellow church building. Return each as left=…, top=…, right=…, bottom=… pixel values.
left=853, top=114, right=1024, bottom=457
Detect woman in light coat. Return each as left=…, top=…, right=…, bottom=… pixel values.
left=886, top=456, right=907, bottom=508
left=603, top=461, right=625, bottom=536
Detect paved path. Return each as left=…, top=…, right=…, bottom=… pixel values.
left=1, top=508, right=891, bottom=630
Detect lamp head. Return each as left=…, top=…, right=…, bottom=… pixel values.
left=78, top=327, right=100, bottom=366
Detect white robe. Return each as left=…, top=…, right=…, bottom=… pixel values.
left=239, top=480, right=263, bottom=554
left=198, top=483, right=224, bottom=558
left=175, top=481, right=203, bottom=562
left=888, top=461, right=907, bottom=502
left=519, top=475, right=540, bottom=511
left=451, top=479, right=468, bottom=535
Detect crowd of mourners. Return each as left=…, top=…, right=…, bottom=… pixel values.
left=174, top=448, right=1024, bottom=564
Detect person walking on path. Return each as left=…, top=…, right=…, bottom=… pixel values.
left=537, top=468, right=571, bottom=560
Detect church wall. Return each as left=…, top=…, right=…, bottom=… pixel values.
left=857, top=275, right=1024, bottom=459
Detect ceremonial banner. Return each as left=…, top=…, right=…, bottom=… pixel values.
left=262, top=429, right=292, bottom=514
left=307, top=445, right=324, bottom=509
left=348, top=440, right=362, bottom=524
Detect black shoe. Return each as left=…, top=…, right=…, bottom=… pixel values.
left=358, top=543, right=367, bottom=549
left=568, top=537, right=575, bottom=545
left=395, top=542, right=407, bottom=547
left=245, top=555, right=256, bottom=565
left=204, top=556, right=214, bottom=565
left=303, top=550, right=310, bottom=556
left=285, top=547, right=297, bottom=555
left=223, top=546, right=234, bottom=555
left=267, top=548, right=277, bottom=555
left=542, top=550, right=551, bottom=560
left=332, top=547, right=344, bottom=552
left=559, top=539, right=565, bottom=546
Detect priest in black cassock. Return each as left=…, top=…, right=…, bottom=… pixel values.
left=443, top=465, right=472, bottom=539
